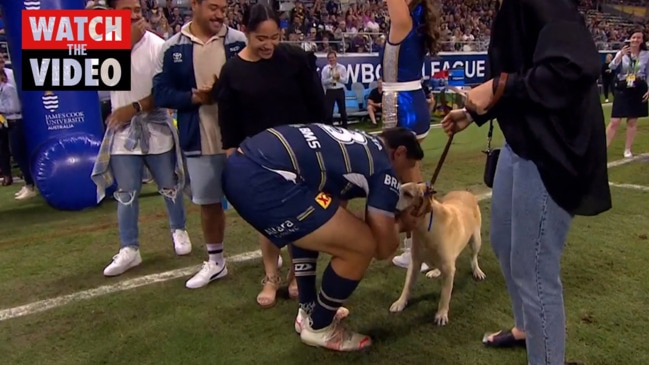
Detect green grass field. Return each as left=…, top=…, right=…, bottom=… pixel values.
left=0, top=105, right=648, bottom=365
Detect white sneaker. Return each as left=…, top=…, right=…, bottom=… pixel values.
left=392, top=249, right=430, bottom=272
left=185, top=261, right=228, bottom=289
left=103, top=246, right=142, bottom=277
left=605, top=99, right=609, bottom=103
left=299, top=314, right=371, bottom=351
left=295, top=307, right=350, bottom=334
left=172, top=229, right=192, bottom=255
left=624, top=149, right=633, bottom=158
left=15, top=186, right=37, bottom=200
left=14, top=186, right=27, bottom=197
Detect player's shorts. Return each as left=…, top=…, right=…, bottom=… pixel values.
left=222, top=151, right=339, bottom=248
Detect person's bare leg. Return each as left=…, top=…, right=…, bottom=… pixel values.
left=258, top=234, right=282, bottom=308
left=606, top=117, right=622, bottom=147
left=201, top=204, right=225, bottom=243
left=625, top=118, right=638, bottom=156
left=286, top=245, right=298, bottom=299
left=368, top=105, right=377, bottom=125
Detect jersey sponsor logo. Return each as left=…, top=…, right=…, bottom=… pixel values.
left=264, top=220, right=298, bottom=237
left=384, top=174, right=400, bottom=190
left=299, top=127, right=321, bottom=149
left=315, top=192, right=332, bottom=209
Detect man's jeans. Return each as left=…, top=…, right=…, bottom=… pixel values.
left=491, top=143, right=573, bottom=365
left=110, top=151, right=186, bottom=248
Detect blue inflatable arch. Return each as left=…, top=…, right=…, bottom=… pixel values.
left=0, top=0, right=110, bottom=210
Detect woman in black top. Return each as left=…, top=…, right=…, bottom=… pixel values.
left=215, top=3, right=326, bottom=310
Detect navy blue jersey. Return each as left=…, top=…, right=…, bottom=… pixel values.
left=239, top=123, right=401, bottom=215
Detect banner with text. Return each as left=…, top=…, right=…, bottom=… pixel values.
left=316, top=51, right=617, bottom=88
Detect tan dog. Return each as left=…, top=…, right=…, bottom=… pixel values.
left=389, top=182, right=486, bottom=326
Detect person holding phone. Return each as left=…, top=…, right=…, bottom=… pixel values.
left=607, top=31, right=649, bottom=158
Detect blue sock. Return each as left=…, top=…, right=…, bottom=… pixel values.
left=290, top=244, right=319, bottom=313
left=310, top=262, right=360, bottom=330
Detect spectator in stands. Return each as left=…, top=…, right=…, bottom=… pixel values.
left=606, top=30, right=648, bottom=158
left=152, top=0, right=247, bottom=289
left=382, top=0, right=440, bottom=272
left=91, top=0, right=191, bottom=277
left=367, top=78, right=382, bottom=125
left=443, top=1, right=611, bottom=364
left=214, top=3, right=327, bottom=310
left=601, top=53, right=615, bottom=102
left=321, top=51, right=348, bottom=127
left=300, top=28, right=318, bottom=52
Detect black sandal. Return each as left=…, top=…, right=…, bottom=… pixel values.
left=482, top=330, right=526, bottom=348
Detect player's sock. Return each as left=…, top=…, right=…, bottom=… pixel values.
left=206, top=243, right=224, bottom=266
left=310, top=262, right=359, bottom=330
left=290, top=244, right=319, bottom=313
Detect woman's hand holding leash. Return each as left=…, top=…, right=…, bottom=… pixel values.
left=441, top=109, right=472, bottom=136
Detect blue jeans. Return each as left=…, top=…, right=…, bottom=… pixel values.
left=110, top=151, right=186, bottom=248
left=491, top=144, right=573, bottom=365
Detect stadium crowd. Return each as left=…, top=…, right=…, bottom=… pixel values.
left=119, top=0, right=649, bottom=52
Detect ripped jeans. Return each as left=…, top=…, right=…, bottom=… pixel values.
left=110, top=151, right=186, bottom=248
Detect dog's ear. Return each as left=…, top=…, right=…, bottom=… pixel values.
left=411, top=184, right=432, bottom=217
left=396, top=183, right=416, bottom=212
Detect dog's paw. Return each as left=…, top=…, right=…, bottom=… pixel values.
left=434, top=311, right=449, bottom=326
left=389, top=299, right=408, bottom=313
left=426, top=269, right=441, bottom=279
left=473, top=268, right=486, bottom=281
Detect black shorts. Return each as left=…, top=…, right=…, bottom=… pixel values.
left=222, top=152, right=339, bottom=248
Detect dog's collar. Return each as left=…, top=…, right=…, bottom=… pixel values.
left=424, top=182, right=437, bottom=196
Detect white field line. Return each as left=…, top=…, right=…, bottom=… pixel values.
left=609, top=182, right=649, bottom=191
left=0, top=154, right=646, bottom=322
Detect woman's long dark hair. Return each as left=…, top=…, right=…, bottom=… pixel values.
left=411, top=0, right=442, bottom=55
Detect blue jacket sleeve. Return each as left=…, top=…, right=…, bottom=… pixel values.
left=152, top=44, right=195, bottom=111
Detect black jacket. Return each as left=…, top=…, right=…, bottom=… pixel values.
left=470, top=0, right=612, bottom=216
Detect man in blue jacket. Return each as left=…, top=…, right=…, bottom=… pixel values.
left=153, top=0, right=246, bottom=289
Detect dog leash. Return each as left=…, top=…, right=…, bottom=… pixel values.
left=425, top=132, right=455, bottom=231
left=429, top=133, right=454, bottom=188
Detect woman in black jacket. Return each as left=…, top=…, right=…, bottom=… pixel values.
left=442, top=0, right=611, bottom=363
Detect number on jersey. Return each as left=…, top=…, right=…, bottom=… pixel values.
left=319, top=124, right=368, bottom=145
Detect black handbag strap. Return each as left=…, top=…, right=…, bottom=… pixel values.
left=486, top=119, right=494, bottom=152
